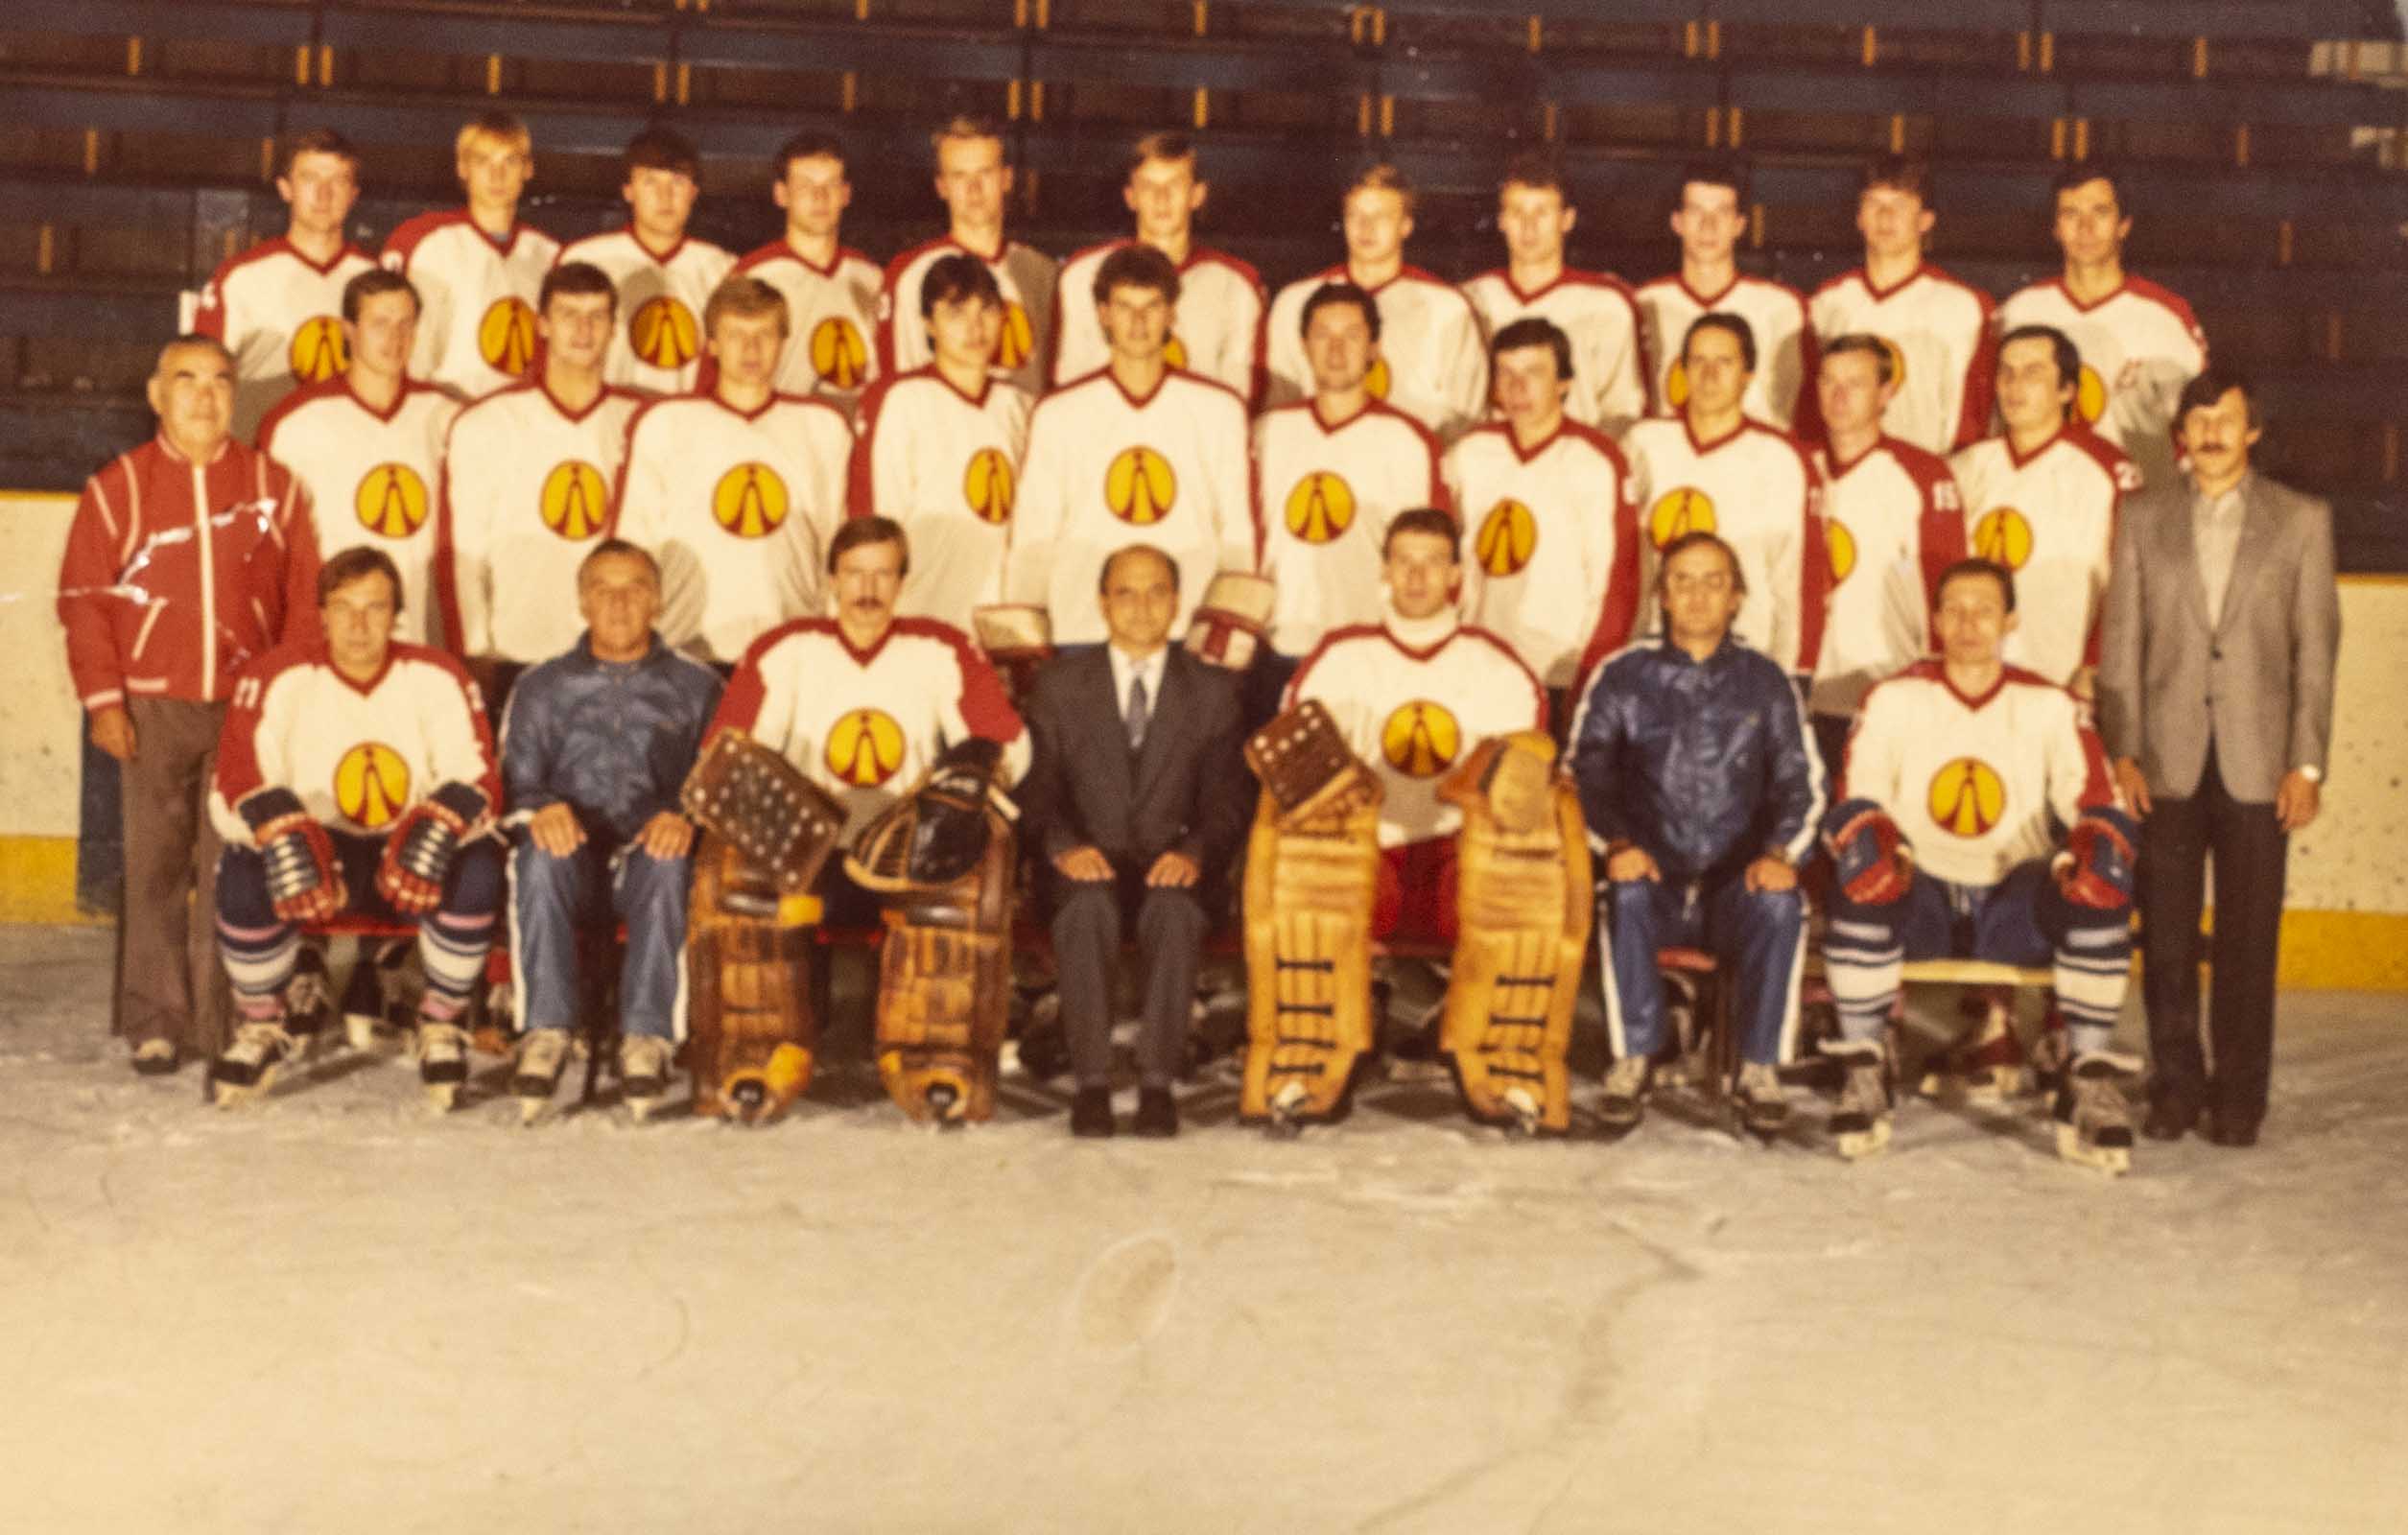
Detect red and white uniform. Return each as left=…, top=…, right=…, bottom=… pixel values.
left=1446, top=421, right=1642, bottom=689
left=189, top=237, right=377, bottom=440
left=1263, top=266, right=1488, bottom=441
left=1995, top=274, right=2206, bottom=492
left=58, top=437, right=319, bottom=712
left=553, top=226, right=735, bottom=396
left=1808, top=437, right=1966, bottom=720
left=435, top=380, right=644, bottom=664
left=847, top=367, right=1031, bottom=629
left=1459, top=268, right=1647, bottom=433
left=877, top=236, right=1059, bottom=399
left=1633, top=272, right=1813, bottom=430
left=1618, top=417, right=1830, bottom=674
left=209, top=641, right=500, bottom=846
left=381, top=211, right=559, bottom=400
left=1800, top=265, right=1995, bottom=454
left=1051, top=241, right=1265, bottom=398
left=610, top=393, right=852, bottom=664
left=728, top=240, right=881, bottom=410
left=1842, top=660, right=2116, bottom=888
left=1948, top=425, right=2136, bottom=688
left=1252, top=399, right=1443, bottom=660
left=1286, top=613, right=1546, bottom=848
left=1003, top=369, right=1253, bottom=647
left=709, top=616, right=1028, bottom=836
left=257, top=379, right=461, bottom=647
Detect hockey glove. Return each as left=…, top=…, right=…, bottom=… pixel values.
left=241, top=787, right=343, bottom=925
left=2060, top=808, right=2140, bottom=911
left=1824, top=797, right=1913, bottom=907
left=376, top=782, right=487, bottom=914
left=1182, top=572, right=1277, bottom=672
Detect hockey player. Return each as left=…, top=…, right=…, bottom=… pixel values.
left=380, top=112, right=559, bottom=399
left=1805, top=334, right=1968, bottom=773
left=1795, top=155, right=1995, bottom=454
left=1459, top=154, right=1646, bottom=434
left=554, top=127, right=735, bottom=396
left=848, top=253, right=1030, bottom=629
left=1571, top=531, right=1825, bottom=1139
left=206, top=547, right=504, bottom=1110
left=1051, top=131, right=1264, bottom=398
left=1004, top=246, right=1252, bottom=647
left=500, top=540, right=723, bottom=1122
left=877, top=116, right=1058, bottom=398
left=611, top=276, right=852, bottom=665
left=436, top=261, right=643, bottom=702
left=1997, top=165, right=2207, bottom=496
left=257, top=269, right=461, bottom=648
left=1818, top=557, right=2139, bottom=1171
left=729, top=132, right=881, bottom=411
left=1251, top=281, right=1444, bottom=717
left=191, top=128, right=375, bottom=440
left=1608, top=313, right=1830, bottom=679
left=1446, top=318, right=1641, bottom=697
left=1948, top=324, right=2137, bottom=692
left=1263, top=164, right=1488, bottom=441
left=1634, top=160, right=1811, bottom=429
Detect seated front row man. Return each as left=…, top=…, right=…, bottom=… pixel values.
left=499, top=539, right=724, bottom=1122
left=207, top=547, right=504, bottom=1110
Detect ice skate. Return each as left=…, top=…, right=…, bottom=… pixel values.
left=1919, top=991, right=2026, bottom=1102
left=339, top=940, right=394, bottom=1051
left=1823, top=1039, right=1893, bottom=1161
left=621, top=1035, right=672, bottom=1123
left=2054, top=1052, right=2137, bottom=1176
left=1733, top=1060, right=1789, bottom=1141
left=512, top=1028, right=570, bottom=1124
left=415, top=1015, right=469, bottom=1113
left=1596, top=1055, right=1651, bottom=1139
left=210, top=1015, right=295, bottom=1108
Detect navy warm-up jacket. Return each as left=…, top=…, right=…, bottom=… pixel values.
left=498, top=632, right=724, bottom=846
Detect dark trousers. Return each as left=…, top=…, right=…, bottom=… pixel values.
left=116, top=697, right=230, bottom=1055
left=2139, top=747, right=2289, bottom=1129
left=1049, top=867, right=1207, bottom=1089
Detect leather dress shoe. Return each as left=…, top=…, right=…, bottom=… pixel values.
left=1070, top=1085, right=1116, bottom=1138
left=2206, top=1114, right=2260, bottom=1147
left=2142, top=1097, right=2202, bottom=1142
left=1133, top=1086, right=1178, bottom=1139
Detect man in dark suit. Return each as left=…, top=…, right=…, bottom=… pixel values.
left=1017, top=543, right=1249, bottom=1138
left=2097, top=367, right=2341, bottom=1147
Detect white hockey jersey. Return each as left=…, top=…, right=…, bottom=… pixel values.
left=727, top=239, right=882, bottom=410
left=1459, top=268, right=1647, bottom=434
left=1948, top=425, right=2135, bottom=688
left=256, top=378, right=461, bottom=647
left=1995, top=275, right=2206, bottom=493
left=1003, top=368, right=1254, bottom=647
left=877, top=236, right=1059, bottom=399
left=553, top=226, right=735, bottom=396
left=1808, top=437, right=1967, bottom=720
left=190, top=237, right=378, bottom=441
left=1051, top=241, right=1264, bottom=398
left=847, top=367, right=1032, bottom=629
left=1263, top=265, right=1488, bottom=441
left=1251, top=399, right=1445, bottom=659
left=435, top=380, right=645, bottom=664
left=380, top=210, right=559, bottom=399
left=1801, top=264, right=1995, bottom=454
left=1633, top=272, right=1812, bottom=430
left=1445, top=420, right=1643, bottom=689
left=610, top=392, right=852, bottom=664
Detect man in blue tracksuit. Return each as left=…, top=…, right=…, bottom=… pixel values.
left=498, top=538, right=723, bottom=1120
left=1570, top=531, right=1826, bottom=1137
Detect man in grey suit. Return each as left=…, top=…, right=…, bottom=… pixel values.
left=2097, top=367, right=2340, bottom=1146
left=1016, top=544, right=1249, bottom=1139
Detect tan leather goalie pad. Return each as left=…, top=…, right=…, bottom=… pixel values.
left=872, top=808, right=1016, bottom=1124
left=685, top=837, right=817, bottom=1124
left=1436, top=733, right=1594, bottom=1133
left=1240, top=782, right=1383, bottom=1123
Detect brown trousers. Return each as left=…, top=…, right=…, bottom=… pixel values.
left=114, top=696, right=229, bottom=1056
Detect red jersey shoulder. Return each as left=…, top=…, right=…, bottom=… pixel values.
left=1809, top=268, right=1864, bottom=303
left=1741, top=420, right=1821, bottom=481
left=1164, top=366, right=1249, bottom=413
left=381, top=209, right=475, bottom=265
left=1882, top=437, right=1960, bottom=497
left=1186, top=245, right=1264, bottom=292
left=1368, top=397, right=1446, bottom=461
left=1918, top=264, right=1996, bottom=318
left=390, top=640, right=482, bottom=693
left=253, top=375, right=356, bottom=449
left=2121, top=274, right=2204, bottom=334
left=1393, top=266, right=1476, bottom=312
left=889, top=614, right=983, bottom=664
left=1061, top=237, right=1128, bottom=271
left=735, top=615, right=842, bottom=673
left=1558, top=419, right=1634, bottom=476
left=2060, top=422, right=2139, bottom=490
left=881, top=234, right=961, bottom=288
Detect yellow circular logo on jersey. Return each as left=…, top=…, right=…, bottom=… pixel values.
left=1283, top=472, right=1357, bottom=545
left=811, top=316, right=868, bottom=390
left=333, top=742, right=412, bottom=831
left=355, top=463, right=429, bottom=539
left=997, top=301, right=1035, bottom=370
left=1475, top=499, right=1538, bottom=577
left=1664, top=359, right=1691, bottom=410
left=1163, top=335, right=1189, bottom=371
left=1648, top=487, right=1717, bottom=549
left=1104, top=446, right=1177, bottom=526
left=712, top=462, right=790, bottom=538
left=1380, top=700, right=1461, bottom=779
left=1828, top=517, right=1858, bottom=583
left=629, top=295, right=699, bottom=372
left=289, top=315, right=350, bottom=383
left=824, top=708, right=907, bottom=789
left=478, top=296, right=539, bottom=375
left=1927, top=757, right=2007, bottom=838
left=1971, top=508, right=2033, bottom=571
left=1364, top=357, right=1392, bottom=401
left=963, top=447, right=1016, bottom=526
left=539, top=460, right=609, bottom=541
left=2074, top=364, right=2107, bottom=425
left=1878, top=337, right=1908, bottom=390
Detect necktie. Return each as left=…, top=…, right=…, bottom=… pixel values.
left=1126, top=670, right=1150, bottom=750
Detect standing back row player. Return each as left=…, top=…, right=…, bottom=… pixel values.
left=382, top=111, right=558, bottom=400
left=731, top=133, right=882, bottom=412
left=879, top=115, right=1058, bottom=399
left=1634, top=159, right=1811, bottom=432
left=1461, top=153, right=1646, bottom=435
left=555, top=127, right=735, bottom=396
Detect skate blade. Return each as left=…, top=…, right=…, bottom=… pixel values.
left=1836, top=1119, right=1894, bottom=1161
left=2054, top=1123, right=2132, bottom=1176
left=343, top=1012, right=381, bottom=1052
left=210, top=1067, right=278, bottom=1110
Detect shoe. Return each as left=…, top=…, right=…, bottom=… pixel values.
left=621, top=1035, right=673, bottom=1122
left=1824, top=1040, right=1892, bottom=1161
left=513, top=1029, right=571, bottom=1122
left=1133, top=1086, right=1178, bottom=1139
left=1735, top=1060, right=1790, bottom=1139
left=415, top=1015, right=469, bottom=1112
left=1598, top=1055, right=1652, bottom=1137
left=2142, top=1095, right=2202, bottom=1142
left=1016, top=1021, right=1071, bottom=1082
left=2054, top=1051, right=2137, bottom=1175
left=210, top=1015, right=295, bottom=1107
left=2205, top=1114, right=2259, bottom=1148
left=1070, top=1085, right=1116, bottom=1138
left=130, top=1038, right=178, bottom=1076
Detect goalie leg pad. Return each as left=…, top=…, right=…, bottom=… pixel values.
left=1241, top=791, right=1381, bottom=1126
left=871, top=829, right=1015, bottom=1124
left=685, top=838, right=817, bottom=1124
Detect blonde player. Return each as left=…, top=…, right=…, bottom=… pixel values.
left=1460, top=154, right=1645, bottom=434
left=729, top=133, right=881, bottom=411
left=554, top=128, right=735, bottom=396
left=381, top=112, right=558, bottom=398
left=1633, top=160, right=1811, bottom=429
left=878, top=115, right=1058, bottom=397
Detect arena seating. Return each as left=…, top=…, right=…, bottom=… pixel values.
left=3, top=0, right=2404, bottom=563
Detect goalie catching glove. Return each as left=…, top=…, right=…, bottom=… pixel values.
left=376, top=782, right=488, bottom=914
left=2059, top=808, right=2140, bottom=910
left=1823, top=798, right=1913, bottom=906
left=240, top=787, right=342, bottom=924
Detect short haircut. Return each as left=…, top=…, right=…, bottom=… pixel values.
left=155, top=333, right=234, bottom=375
left=1656, top=531, right=1746, bottom=596
left=1383, top=507, right=1459, bottom=561
left=1935, top=557, right=2016, bottom=613
left=1346, top=162, right=1417, bottom=216
left=1127, top=130, right=1196, bottom=180
left=1098, top=542, right=1179, bottom=595
left=280, top=128, right=360, bottom=179
left=1685, top=311, right=1757, bottom=373
left=539, top=260, right=618, bottom=316
left=2050, top=162, right=2122, bottom=202
left=1499, top=151, right=1567, bottom=198
left=920, top=251, right=1003, bottom=319
left=772, top=132, right=848, bottom=179
left=703, top=274, right=790, bottom=340
left=341, top=268, right=419, bottom=324
left=2176, top=365, right=2262, bottom=430
left=1300, top=281, right=1381, bottom=342
left=456, top=110, right=531, bottom=162
left=319, top=545, right=404, bottom=611
left=932, top=113, right=1004, bottom=159
left=828, top=515, right=909, bottom=578
left=1821, top=332, right=1895, bottom=387
left=1676, top=157, right=1747, bottom=207
left=1998, top=322, right=2081, bottom=394
left=1491, top=316, right=1573, bottom=381
left=578, top=537, right=659, bottom=587
left=622, top=126, right=700, bottom=183
left=1859, top=154, right=1932, bottom=202
left=1093, top=243, right=1181, bottom=309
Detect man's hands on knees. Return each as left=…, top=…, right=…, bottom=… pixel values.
left=635, top=810, right=694, bottom=862
left=1605, top=843, right=1660, bottom=884
left=89, top=705, right=136, bottom=763
left=1744, top=854, right=1797, bottom=893
left=1052, top=845, right=1114, bottom=884
left=1145, top=850, right=1201, bottom=889
left=528, top=803, right=585, bottom=858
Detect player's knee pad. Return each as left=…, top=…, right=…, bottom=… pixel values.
left=684, top=838, right=818, bottom=1125
left=1239, top=788, right=1382, bottom=1126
